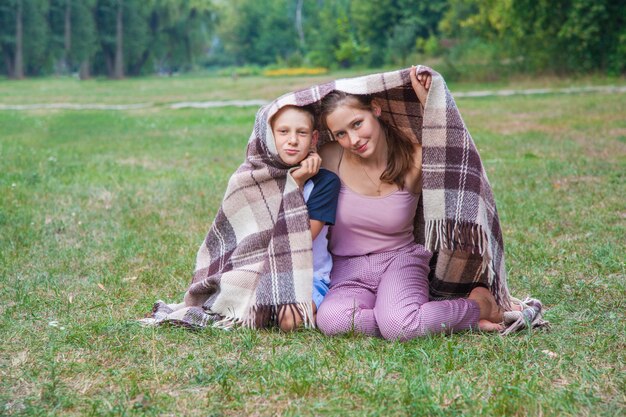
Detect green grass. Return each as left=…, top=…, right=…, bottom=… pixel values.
left=0, top=74, right=341, bottom=105
left=1, top=71, right=624, bottom=105
left=1, top=76, right=625, bottom=416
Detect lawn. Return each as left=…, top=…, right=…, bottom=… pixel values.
left=1, top=74, right=624, bottom=416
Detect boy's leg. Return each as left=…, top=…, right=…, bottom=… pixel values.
left=278, top=274, right=328, bottom=332
left=374, top=245, right=480, bottom=341
left=277, top=303, right=304, bottom=332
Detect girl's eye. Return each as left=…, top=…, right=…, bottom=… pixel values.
left=354, top=120, right=362, bottom=128
left=335, top=132, right=345, bottom=139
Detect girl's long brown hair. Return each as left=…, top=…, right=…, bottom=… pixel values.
left=320, top=91, right=415, bottom=189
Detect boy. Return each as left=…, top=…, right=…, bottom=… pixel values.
left=270, top=105, right=340, bottom=331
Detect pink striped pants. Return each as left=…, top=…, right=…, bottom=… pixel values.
left=316, top=243, right=480, bottom=341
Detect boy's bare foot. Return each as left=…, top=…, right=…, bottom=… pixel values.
left=469, top=287, right=505, bottom=331
left=277, top=302, right=317, bottom=332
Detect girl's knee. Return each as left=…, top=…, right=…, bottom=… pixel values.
left=316, top=302, right=355, bottom=336
left=376, top=309, right=427, bottom=341
left=316, top=303, right=340, bottom=335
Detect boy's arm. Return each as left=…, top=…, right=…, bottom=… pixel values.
left=310, top=219, right=325, bottom=241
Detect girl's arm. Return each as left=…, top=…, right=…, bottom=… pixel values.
left=409, top=143, right=423, bottom=195
left=410, top=66, right=431, bottom=109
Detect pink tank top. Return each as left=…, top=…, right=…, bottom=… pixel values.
left=329, top=183, right=419, bottom=256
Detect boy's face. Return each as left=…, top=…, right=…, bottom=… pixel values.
left=271, top=107, right=318, bottom=166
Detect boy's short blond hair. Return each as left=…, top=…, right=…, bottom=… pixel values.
left=270, top=104, right=317, bottom=131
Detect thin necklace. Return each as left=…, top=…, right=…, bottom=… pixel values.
left=361, top=163, right=383, bottom=195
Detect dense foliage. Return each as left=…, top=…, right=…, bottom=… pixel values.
left=1, top=0, right=624, bottom=79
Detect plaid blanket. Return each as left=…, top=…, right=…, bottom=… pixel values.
left=143, top=66, right=549, bottom=330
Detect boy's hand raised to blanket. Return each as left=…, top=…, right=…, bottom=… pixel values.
left=291, top=152, right=321, bottom=189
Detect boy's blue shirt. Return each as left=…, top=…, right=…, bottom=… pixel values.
left=302, top=168, right=340, bottom=309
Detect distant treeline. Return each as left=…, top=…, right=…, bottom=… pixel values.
left=1, top=0, right=624, bottom=79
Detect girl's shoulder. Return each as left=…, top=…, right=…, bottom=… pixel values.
left=319, top=142, right=343, bottom=174
left=412, top=142, right=422, bottom=166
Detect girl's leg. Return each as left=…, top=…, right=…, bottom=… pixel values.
left=316, top=256, right=381, bottom=337
left=374, top=245, right=480, bottom=341
left=316, top=283, right=380, bottom=337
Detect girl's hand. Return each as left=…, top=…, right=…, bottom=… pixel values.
left=409, top=66, right=431, bottom=108
left=291, top=152, right=321, bottom=189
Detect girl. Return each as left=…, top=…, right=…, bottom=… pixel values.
left=316, top=68, right=507, bottom=340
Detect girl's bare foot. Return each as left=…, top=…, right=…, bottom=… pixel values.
left=478, top=319, right=504, bottom=332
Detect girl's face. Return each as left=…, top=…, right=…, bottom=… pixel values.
left=325, top=100, right=384, bottom=159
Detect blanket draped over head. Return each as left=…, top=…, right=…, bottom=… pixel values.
left=143, top=66, right=547, bottom=331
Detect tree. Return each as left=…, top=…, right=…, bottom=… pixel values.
left=306, top=0, right=357, bottom=68
left=0, top=0, right=49, bottom=78
left=147, top=0, right=215, bottom=73
left=14, top=0, right=23, bottom=78
left=350, top=0, right=397, bottom=66
left=217, top=0, right=300, bottom=66
left=48, top=0, right=73, bottom=74
left=440, top=0, right=626, bottom=75
left=95, top=0, right=150, bottom=77
left=114, top=0, right=123, bottom=78
left=71, top=0, right=98, bottom=79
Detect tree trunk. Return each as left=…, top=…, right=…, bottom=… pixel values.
left=105, top=51, right=113, bottom=76
left=132, top=49, right=150, bottom=76
left=295, top=0, right=305, bottom=47
left=3, top=49, right=14, bottom=76
left=79, top=59, right=90, bottom=79
left=64, top=0, right=72, bottom=73
left=13, top=0, right=24, bottom=79
left=113, top=0, right=124, bottom=79
left=185, top=35, right=192, bottom=71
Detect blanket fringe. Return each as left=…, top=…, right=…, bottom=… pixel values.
left=213, top=316, right=240, bottom=330
left=233, top=301, right=316, bottom=330
left=425, top=219, right=493, bottom=280
left=425, top=218, right=513, bottom=308
left=296, top=301, right=316, bottom=329
left=501, top=297, right=550, bottom=336
left=425, top=219, right=490, bottom=257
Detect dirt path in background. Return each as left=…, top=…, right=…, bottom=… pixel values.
left=1, top=85, right=625, bottom=111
